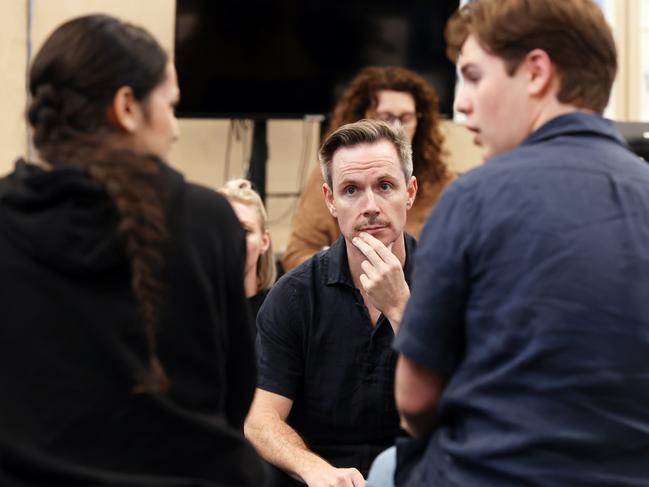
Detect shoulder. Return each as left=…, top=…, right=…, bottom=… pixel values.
left=167, top=178, right=240, bottom=236
left=158, top=163, right=232, bottom=219
left=161, top=172, right=244, bottom=271
left=260, top=248, right=329, bottom=316
left=178, top=182, right=234, bottom=220
left=438, top=145, right=550, bottom=208
left=272, top=250, right=325, bottom=296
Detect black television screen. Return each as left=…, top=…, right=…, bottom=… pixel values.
left=174, top=0, right=460, bottom=119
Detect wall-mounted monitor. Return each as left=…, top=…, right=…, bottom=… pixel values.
left=174, top=0, right=460, bottom=119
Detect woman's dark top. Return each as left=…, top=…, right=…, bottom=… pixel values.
left=0, top=159, right=268, bottom=486
left=248, top=289, right=269, bottom=323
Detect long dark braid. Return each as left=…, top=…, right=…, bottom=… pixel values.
left=27, top=15, right=172, bottom=393
left=88, top=152, right=170, bottom=394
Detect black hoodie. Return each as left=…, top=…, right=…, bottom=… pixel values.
left=0, top=159, right=268, bottom=486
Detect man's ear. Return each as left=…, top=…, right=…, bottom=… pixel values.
left=323, top=182, right=337, bottom=218
left=524, top=48, right=555, bottom=98
left=106, top=86, right=142, bottom=133
left=406, top=176, right=417, bottom=210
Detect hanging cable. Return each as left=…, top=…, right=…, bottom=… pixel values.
left=26, top=0, right=34, bottom=161
left=268, top=115, right=322, bottom=225
left=223, top=120, right=234, bottom=183
left=239, top=120, right=253, bottom=176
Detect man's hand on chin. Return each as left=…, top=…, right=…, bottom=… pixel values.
left=352, top=231, right=410, bottom=330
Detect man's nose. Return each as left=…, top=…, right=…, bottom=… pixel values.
left=361, top=189, right=380, bottom=216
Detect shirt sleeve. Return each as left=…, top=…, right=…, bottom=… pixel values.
left=394, top=179, right=477, bottom=379
left=255, top=276, right=304, bottom=399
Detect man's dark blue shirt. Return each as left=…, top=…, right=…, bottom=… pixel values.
left=395, top=113, right=649, bottom=486
left=257, top=234, right=416, bottom=480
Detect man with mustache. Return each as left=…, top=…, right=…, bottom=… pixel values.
left=245, top=119, right=418, bottom=487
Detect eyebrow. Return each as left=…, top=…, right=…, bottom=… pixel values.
left=336, top=176, right=359, bottom=188
left=337, top=173, right=398, bottom=187
left=375, top=173, right=398, bottom=182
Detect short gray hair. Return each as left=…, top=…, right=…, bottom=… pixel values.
left=318, top=119, right=413, bottom=189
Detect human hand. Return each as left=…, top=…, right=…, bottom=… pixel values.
left=352, top=232, right=410, bottom=330
left=302, top=463, right=366, bottom=487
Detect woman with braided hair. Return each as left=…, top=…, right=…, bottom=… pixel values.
left=0, top=14, right=267, bottom=486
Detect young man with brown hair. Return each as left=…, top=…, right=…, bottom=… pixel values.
left=368, top=0, right=649, bottom=485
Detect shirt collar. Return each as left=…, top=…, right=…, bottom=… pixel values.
left=520, top=112, right=626, bottom=149
left=324, top=233, right=417, bottom=287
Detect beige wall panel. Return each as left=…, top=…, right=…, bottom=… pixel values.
left=169, top=119, right=236, bottom=190
left=0, top=0, right=28, bottom=176
left=31, top=0, right=175, bottom=54
left=265, top=120, right=321, bottom=252
left=441, top=121, right=483, bottom=174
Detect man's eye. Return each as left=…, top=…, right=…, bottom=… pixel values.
left=344, top=186, right=356, bottom=195
left=380, top=182, right=392, bottom=191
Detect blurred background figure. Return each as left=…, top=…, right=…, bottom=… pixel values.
left=0, top=14, right=267, bottom=486
left=283, top=65, right=455, bottom=271
left=220, top=178, right=277, bottom=318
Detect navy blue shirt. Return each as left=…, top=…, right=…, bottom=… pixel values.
left=395, top=113, right=649, bottom=486
left=257, top=234, right=415, bottom=478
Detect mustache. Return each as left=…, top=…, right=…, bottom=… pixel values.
left=354, top=216, right=390, bottom=232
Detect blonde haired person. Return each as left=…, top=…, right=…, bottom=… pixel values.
left=220, top=179, right=276, bottom=318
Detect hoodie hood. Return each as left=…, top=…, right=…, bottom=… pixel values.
left=1, top=160, right=134, bottom=275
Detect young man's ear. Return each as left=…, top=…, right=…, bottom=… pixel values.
left=524, top=48, right=555, bottom=98
left=106, top=86, right=142, bottom=133
left=323, top=183, right=337, bottom=218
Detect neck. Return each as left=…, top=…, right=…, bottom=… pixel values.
left=244, top=271, right=258, bottom=298
left=31, top=153, right=52, bottom=170
left=346, top=232, right=407, bottom=289
left=530, top=97, right=595, bottom=134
